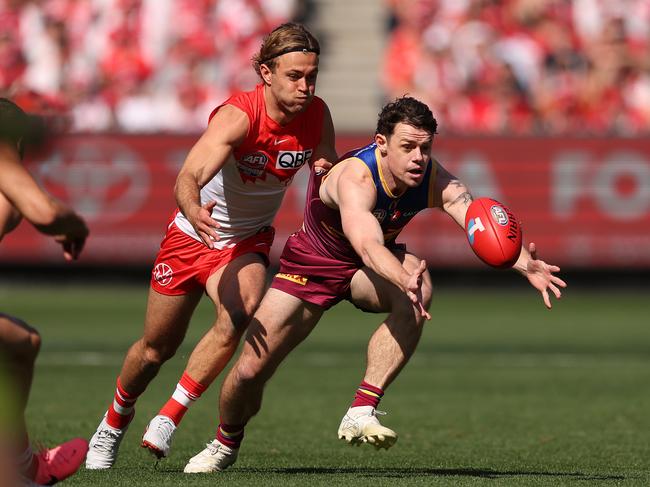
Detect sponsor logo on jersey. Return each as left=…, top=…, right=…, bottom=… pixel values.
left=490, top=205, right=509, bottom=226
left=276, top=273, right=308, bottom=285
left=276, top=149, right=313, bottom=170
left=153, top=263, right=173, bottom=286
left=467, top=217, right=486, bottom=245
left=238, top=152, right=269, bottom=178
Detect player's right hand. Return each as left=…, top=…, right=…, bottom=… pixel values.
left=191, top=200, right=221, bottom=249
left=403, top=259, right=431, bottom=320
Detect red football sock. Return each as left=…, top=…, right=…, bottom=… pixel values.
left=216, top=421, right=245, bottom=449
left=105, top=377, right=137, bottom=429
left=159, top=371, right=207, bottom=426
left=350, top=381, right=384, bottom=408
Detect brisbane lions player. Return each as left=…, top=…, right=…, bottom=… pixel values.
left=182, top=96, right=566, bottom=473
left=86, top=22, right=337, bottom=469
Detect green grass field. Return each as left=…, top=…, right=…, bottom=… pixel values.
left=1, top=282, right=649, bottom=486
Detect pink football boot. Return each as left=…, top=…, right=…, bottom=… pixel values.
left=34, top=438, right=88, bottom=485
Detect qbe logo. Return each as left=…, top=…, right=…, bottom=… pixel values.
left=276, top=149, right=313, bottom=170
left=153, top=263, right=173, bottom=286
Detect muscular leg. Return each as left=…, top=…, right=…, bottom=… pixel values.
left=184, top=253, right=268, bottom=386
left=118, top=288, right=202, bottom=396
left=219, top=288, right=324, bottom=426
left=87, top=287, right=203, bottom=469
left=349, top=253, right=433, bottom=389
left=0, top=314, right=41, bottom=450
left=141, top=254, right=270, bottom=460
left=1, top=314, right=87, bottom=483
left=335, top=254, right=432, bottom=448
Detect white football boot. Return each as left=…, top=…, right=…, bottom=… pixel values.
left=337, top=406, right=398, bottom=450
left=85, top=413, right=130, bottom=469
left=141, top=415, right=177, bottom=459
left=183, top=439, right=238, bottom=473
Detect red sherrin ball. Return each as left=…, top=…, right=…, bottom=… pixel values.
left=465, top=198, right=523, bottom=268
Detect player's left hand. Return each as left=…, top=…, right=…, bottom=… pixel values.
left=313, top=158, right=333, bottom=176
left=524, top=242, right=567, bottom=309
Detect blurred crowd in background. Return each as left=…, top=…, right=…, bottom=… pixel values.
left=385, top=0, right=650, bottom=135
left=1, top=0, right=650, bottom=135
left=0, top=0, right=300, bottom=133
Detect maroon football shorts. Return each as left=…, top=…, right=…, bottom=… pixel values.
left=150, top=224, right=274, bottom=296
left=271, top=230, right=361, bottom=309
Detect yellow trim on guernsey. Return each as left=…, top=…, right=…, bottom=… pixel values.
left=276, top=273, right=308, bottom=286
left=322, top=156, right=370, bottom=182
left=428, top=158, right=439, bottom=208
left=375, top=147, right=398, bottom=198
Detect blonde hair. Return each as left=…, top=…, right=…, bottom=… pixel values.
left=252, top=23, right=320, bottom=78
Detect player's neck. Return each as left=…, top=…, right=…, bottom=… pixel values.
left=379, top=155, right=406, bottom=197
left=263, top=87, right=298, bottom=126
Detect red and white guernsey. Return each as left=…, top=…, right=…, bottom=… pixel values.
left=174, top=83, right=325, bottom=248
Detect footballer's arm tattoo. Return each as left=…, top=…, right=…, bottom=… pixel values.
left=448, top=179, right=474, bottom=207
left=453, top=191, right=474, bottom=206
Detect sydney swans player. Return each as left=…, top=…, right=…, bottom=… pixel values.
left=86, top=23, right=337, bottom=469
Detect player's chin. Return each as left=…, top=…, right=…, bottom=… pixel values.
left=405, top=171, right=425, bottom=186
left=292, top=97, right=312, bottom=110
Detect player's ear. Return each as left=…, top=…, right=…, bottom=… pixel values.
left=260, top=63, right=273, bottom=85
left=375, top=133, right=388, bottom=156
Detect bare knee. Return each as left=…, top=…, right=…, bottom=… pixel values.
left=0, top=315, right=41, bottom=364
left=139, top=339, right=178, bottom=368
left=216, top=295, right=260, bottom=341
left=232, top=355, right=269, bottom=388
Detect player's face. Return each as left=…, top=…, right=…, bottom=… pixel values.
left=379, top=122, right=433, bottom=189
left=265, top=51, right=319, bottom=115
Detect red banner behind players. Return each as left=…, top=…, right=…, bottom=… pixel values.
left=2, top=134, right=649, bottom=268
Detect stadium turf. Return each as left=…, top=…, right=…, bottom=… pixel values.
left=1, top=282, right=649, bottom=486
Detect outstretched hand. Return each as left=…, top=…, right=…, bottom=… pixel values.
left=191, top=200, right=221, bottom=249
left=525, top=242, right=567, bottom=309
left=54, top=233, right=87, bottom=261
left=404, top=259, right=431, bottom=320
left=54, top=217, right=89, bottom=261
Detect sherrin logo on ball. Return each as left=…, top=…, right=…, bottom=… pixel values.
left=465, top=198, right=523, bottom=268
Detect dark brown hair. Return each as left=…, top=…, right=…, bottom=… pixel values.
left=376, top=96, right=438, bottom=138
left=252, top=23, right=320, bottom=77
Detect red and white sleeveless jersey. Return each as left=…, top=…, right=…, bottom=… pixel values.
left=174, top=84, right=325, bottom=248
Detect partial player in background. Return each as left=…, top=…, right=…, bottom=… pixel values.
left=183, top=96, right=566, bottom=473
left=85, top=22, right=337, bottom=469
left=0, top=98, right=89, bottom=485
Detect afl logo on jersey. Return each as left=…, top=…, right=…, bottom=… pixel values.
left=238, top=152, right=269, bottom=177
left=276, top=149, right=313, bottom=170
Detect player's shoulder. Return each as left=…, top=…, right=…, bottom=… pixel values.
left=327, top=156, right=373, bottom=188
